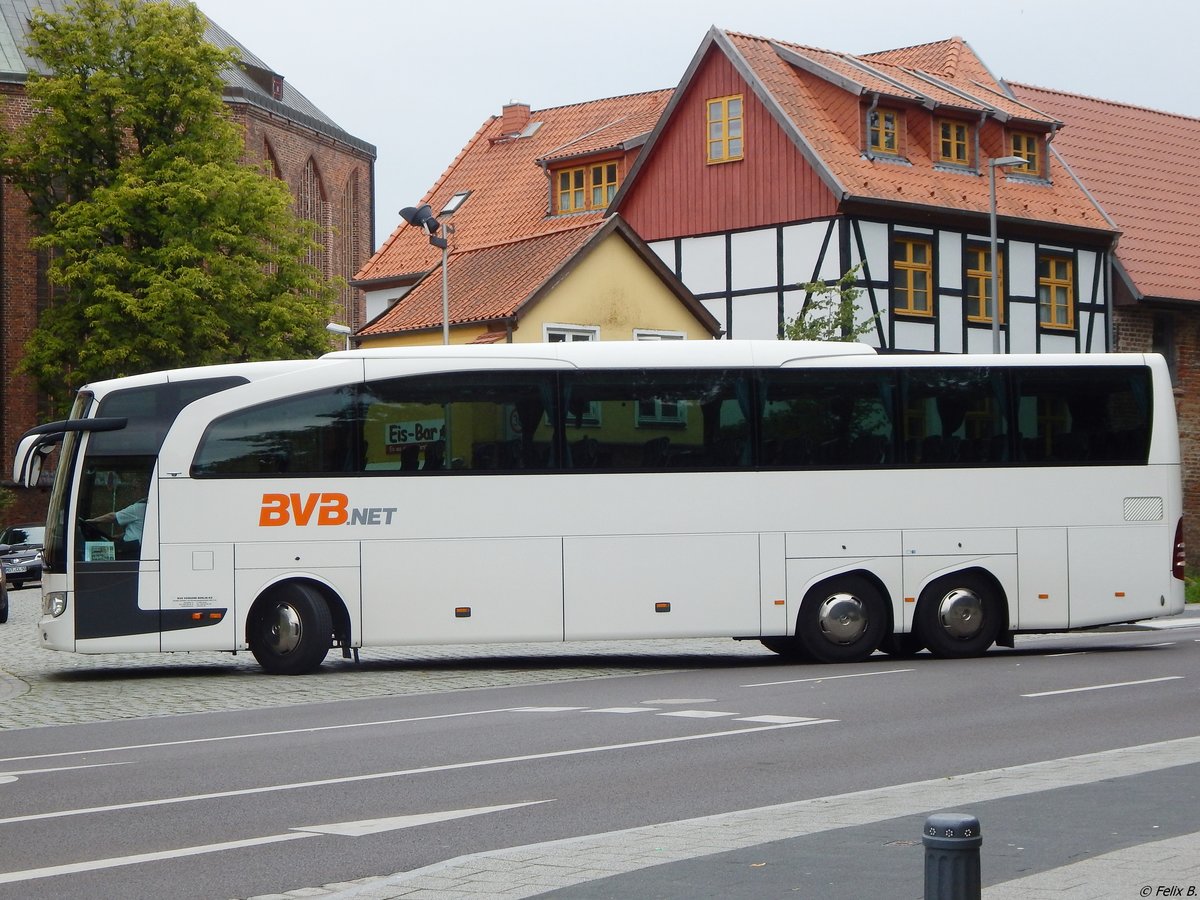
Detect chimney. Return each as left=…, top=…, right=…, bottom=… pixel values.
left=500, top=102, right=530, bottom=136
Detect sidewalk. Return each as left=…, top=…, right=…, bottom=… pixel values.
left=265, top=734, right=1200, bottom=900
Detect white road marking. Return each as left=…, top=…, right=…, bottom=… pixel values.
left=1044, top=652, right=1087, bottom=657
left=0, top=721, right=831, bottom=828
left=1022, top=675, right=1184, bottom=698
left=743, top=668, right=914, bottom=688
left=293, top=801, right=551, bottom=836
left=590, top=707, right=658, bottom=714
left=735, top=715, right=830, bottom=724
left=0, top=833, right=312, bottom=885
left=0, top=707, right=522, bottom=765
left=0, top=802, right=551, bottom=885
left=641, top=699, right=717, bottom=705
left=0, top=761, right=131, bottom=781
left=511, top=707, right=588, bottom=713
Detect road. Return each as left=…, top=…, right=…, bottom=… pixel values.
left=0, top=598, right=1196, bottom=899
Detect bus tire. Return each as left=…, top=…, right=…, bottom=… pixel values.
left=915, top=573, right=1001, bottom=659
left=760, top=636, right=810, bottom=661
left=249, top=583, right=333, bottom=675
left=795, top=575, right=886, bottom=664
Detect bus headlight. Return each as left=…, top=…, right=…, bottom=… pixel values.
left=44, top=592, right=68, bottom=618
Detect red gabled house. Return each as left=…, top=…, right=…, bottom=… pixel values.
left=614, top=29, right=1116, bottom=354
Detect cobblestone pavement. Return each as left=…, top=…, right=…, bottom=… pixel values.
left=0, top=587, right=776, bottom=730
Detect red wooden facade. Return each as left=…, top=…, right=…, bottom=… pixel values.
left=619, top=49, right=838, bottom=242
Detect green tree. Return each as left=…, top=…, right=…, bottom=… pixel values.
left=0, top=0, right=336, bottom=410
left=783, top=264, right=877, bottom=342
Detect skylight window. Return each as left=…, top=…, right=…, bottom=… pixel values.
left=440, top=191, right=471, bottom=216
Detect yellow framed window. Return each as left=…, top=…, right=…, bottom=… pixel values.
left=966, top=246, right=1004, bottom=323
left=869, top=108, right=901, bottom=155
left=707, top=94, right=744, bottom=163
left=892, top=237, right=933, bottom=316
left=938, top=120, right=970, bottom=165
left=556, top=162, right=620, bottom=214
left=591, top=162, right=618, bottom=207
left=1010, top=132, right=1042, bottom=176
left=1038, top=255, right=1074, bottom=329
left=557, top=167, right=586, bottom=213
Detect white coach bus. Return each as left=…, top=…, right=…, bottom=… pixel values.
left=13, top=341, right=1185, bottom=674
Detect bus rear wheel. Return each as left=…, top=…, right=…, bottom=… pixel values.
left=795, top=575, right=886, bottom=664
left=249, top=584, right=333, bottom=675
left=915, top=573, right=1001, bottom=659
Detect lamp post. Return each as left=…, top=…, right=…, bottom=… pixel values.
left=325, top=321, right=352, bottom=351
left=400, top=204, right=451, bottom=345
left=988, top=156, right=1027, bottom=353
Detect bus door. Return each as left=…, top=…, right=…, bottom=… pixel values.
left=73, top=453, right=160, bottom=651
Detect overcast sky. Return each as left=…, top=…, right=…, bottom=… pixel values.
left=192, top=0, right=1198, bottom=248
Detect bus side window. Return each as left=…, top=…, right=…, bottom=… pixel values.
left=560, top=369, right=750, bottom=471
left=363, top=371, right=558, bottom=473
left=761, top=370, right=895, bottom=469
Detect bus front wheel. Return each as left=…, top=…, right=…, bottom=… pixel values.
left=795, top=575, right=886, bottom=664
left=915, top=573, right=1001, bottom=659
left=249, top=584, right=333, bottom=675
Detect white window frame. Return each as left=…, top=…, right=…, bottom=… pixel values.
left=544, top=323, right=599, bottom=343
left=633, top=329, right=686, bottom=341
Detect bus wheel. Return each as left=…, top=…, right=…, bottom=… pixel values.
left=795, top=576, right=886, bottom=664
left=915, top=574, right=1001, bottom=659
left=249, top=584, right=332, bottom=675
left=760, top=636, right=810, bottom=661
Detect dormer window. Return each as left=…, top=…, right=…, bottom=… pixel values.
left=555, top=161, right=620, bottom=214
left=868, top=108, right=902, bottom=156
left=937, top=119, right=971, bottom=166
left=1010, top=131, right=1043, bottom=176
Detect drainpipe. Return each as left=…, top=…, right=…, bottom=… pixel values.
left=865, top=93, right=879, bottom=160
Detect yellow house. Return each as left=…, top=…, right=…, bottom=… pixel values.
left=356, top=215, right=719, bottom=346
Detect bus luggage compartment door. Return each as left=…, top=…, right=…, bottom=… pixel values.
left=563, top=533, right=759, bottom=640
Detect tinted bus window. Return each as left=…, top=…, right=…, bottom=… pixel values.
left=1012, top=367, right=1151, bottom=464
left=761, top=370, right=895, bottom=467
left=192, top=386, right=360, bottom=476
left=561, top=369, right=750, bottom=470
left=900, top=368, right=1009, bottom=465
left=363, top=371, right=557, bottom=472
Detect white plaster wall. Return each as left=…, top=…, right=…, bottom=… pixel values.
left=939, top=295, right=965, bottom=353
left=730, top=228, right=778, bottom=292
left=730, top=293, right=781, bottom=339
left=782, top=221, right=841, bottom=284
left=679, top=234, right=727, bottom=295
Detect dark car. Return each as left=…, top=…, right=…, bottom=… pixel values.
left=0, top=523, right=44, bottom=590
left=0, top=560, right=7, bottom=623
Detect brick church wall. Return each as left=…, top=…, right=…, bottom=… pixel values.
left=1, top=92, right=374, bottom=527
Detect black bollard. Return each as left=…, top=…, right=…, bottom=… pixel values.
left=922, top=812, right=981, bottom=900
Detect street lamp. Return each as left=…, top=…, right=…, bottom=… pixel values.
left=400, top=203, right=452, bottom=345
left=988, top=155, right=1027, bottom=354
left=325, top=321, right=352, bottom=351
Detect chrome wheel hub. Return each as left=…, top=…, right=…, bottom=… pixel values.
left=817, top=592, right=867, bottom=645
left=265, top=602, right=302, bottom=655
left=937, top=588, right=984, bottom=640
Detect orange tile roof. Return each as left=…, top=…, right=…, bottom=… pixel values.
left=1010, top=83, right=1200, bottom=303
left=355, top=90, right=673, bottom=284
left=719, top=31, right=1110, bottom=233
left=359, top=223, right=600, bottom=336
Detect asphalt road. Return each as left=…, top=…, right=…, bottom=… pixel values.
left=0, top=616, right=1197, bottom=900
